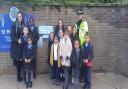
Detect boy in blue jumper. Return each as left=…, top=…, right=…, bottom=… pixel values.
left=23, top=35, right=35, bottom=88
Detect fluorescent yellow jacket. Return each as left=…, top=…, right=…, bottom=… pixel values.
left=75, top=20, right=88, bottom=46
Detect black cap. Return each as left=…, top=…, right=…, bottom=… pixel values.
left=77, top=8, right=83, bottom=15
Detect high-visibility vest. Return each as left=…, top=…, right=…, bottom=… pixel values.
left=75, top=21, right=88, bottom=46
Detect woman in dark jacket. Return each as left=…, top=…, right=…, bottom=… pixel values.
left=10, top=12, right=25, bottom=82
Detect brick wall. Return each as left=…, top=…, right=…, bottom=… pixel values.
left=0, top=5, right=128, bottom=77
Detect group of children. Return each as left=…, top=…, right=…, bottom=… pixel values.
left=48, top=23, right=94, bottom=89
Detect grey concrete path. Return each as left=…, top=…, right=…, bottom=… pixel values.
left=0, top=73, right=128, bottom=89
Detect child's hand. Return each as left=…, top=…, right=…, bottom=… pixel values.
left=18, top=39, right=22, bottom=44
left=85, top=59, right=88, bottom=63
left=84, top=59, right=88, bottom=63
left=25, top=59, right=28, bottom=63
left=28, top=59, right=31, bottom=63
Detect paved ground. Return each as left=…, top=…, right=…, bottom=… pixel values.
left=0, top=73, right=128, bottom=89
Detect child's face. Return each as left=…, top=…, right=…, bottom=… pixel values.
left=67, top=26, right=72, bottom=32
left=85, top=36, right=90, bottom=43
left=50, top=33, right=54, bottom=39
left=54, top=37, right=58, bottom=44
left=74, top=41, right=79, bottom=48
left=28, top=38, right=32, bottom=44
left=58, top=20, right=62, bottom=27
left=23, top=28, right=29, bottom=35
left=73, top=26, right=77, bottom=34
left=64, top=34, right=68, bottom=40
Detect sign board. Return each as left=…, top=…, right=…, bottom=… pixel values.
left=0, top=7, right=33, bottom=52
left=39, top=26, right=53, bottom=35
left=38, top=25, right=54, bottom=47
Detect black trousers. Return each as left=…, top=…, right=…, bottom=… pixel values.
left=33, top=45, right=37, bottom=78
left=14, top=60, right=23, bottom=81
left=32, top=59, right=36, bottom=78
left=79, top=64, right=85, bottom=81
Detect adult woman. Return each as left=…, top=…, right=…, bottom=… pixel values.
left=10, top=12, right=25, bottom=82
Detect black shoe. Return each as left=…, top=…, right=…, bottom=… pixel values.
left=33, top=72, right=36, bottom=79
left=62, top=86, right=68, bottom=89
left=28, top=82, right=32, bottom=88
left=82, top=85, right=87, bottom=89
left=17, top=77, right=22, bottom=82
left=26, top=83, right=29, bottom=88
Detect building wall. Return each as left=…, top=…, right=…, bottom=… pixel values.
left=0, top=5, right=128, bottom=77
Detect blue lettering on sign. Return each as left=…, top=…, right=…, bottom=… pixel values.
left=0, top=13, right=33, bottom=52
left=0, top=14, right=12, bottom=52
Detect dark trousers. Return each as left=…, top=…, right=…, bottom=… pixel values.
left=33, top=45, right=37, bottom=78
left=80, top=64, right=84, bottom=81
left=24, top=66, right=33, bottom=84
left=33, top=59, right=36, bottom=78
left=84, top=67, right=91, bottom=89
left=14, top=60, right=23, bottom=81
left=51, top=60, right=60, bottom=81
left=63, top=66, right=70, bottom=89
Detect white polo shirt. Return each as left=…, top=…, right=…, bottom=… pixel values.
left=54, top=43, right=58, bottom=61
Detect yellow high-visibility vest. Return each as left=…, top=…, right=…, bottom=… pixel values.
left=75, top=21, right=88, bottom=46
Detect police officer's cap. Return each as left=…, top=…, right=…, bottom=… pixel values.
left=77, top=8, right=83, bottom=15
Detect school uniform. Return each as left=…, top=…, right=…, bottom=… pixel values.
left=23, top=44, right=35, bottom=87
left=60, top=38, right=72, bottom=89
left=28, top=25, right=39, bottom=78
left=70, top=48, right=83, bottom=89
left=10, top=22, right=24, bottom=82
left=81, top=42, right=94, bottom=89
left=21, top=35, right=28, bottom=48
left=50, top=43, right=61, bottom=84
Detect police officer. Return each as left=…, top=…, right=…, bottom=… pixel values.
left=28, top=16, right=39, bottom=78
left=74, top=8, right=88, bottom=46
left=10, top=12, right=25, bottom=82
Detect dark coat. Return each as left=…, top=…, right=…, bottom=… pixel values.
left=81, top=42, right=94, bottom=66
left=70, top=48, right=83, bottom=69
left=28, top=25, right=39, bottom=49
left=54, top=25, right=66, bottom=37
left=23, top=45, right=35, bottom=68
left=21, top=35, right=28, bottom=48
left=10, top=24, right=23, bottom=61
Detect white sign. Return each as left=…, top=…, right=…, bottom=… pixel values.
left=39, top=26, right=53, bottom=35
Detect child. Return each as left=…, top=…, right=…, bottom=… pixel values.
left=70, top=39, right=83, bottom=89
left=82, top=34, right=94, bottom=89
left=21, top=27, right=29, bottom=48
left=50, top=36, right=61, bottom=86
left=21, top=26, right=29, bottom=83
left=47, top=32, right=54, bottom=65
left=23, top=35, right=35, bottom=88
left=28, top=17, right=39, bottom=79
left=60, top=32, right=72, bottom=89
left=67, top=25, right=73, bottom=42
